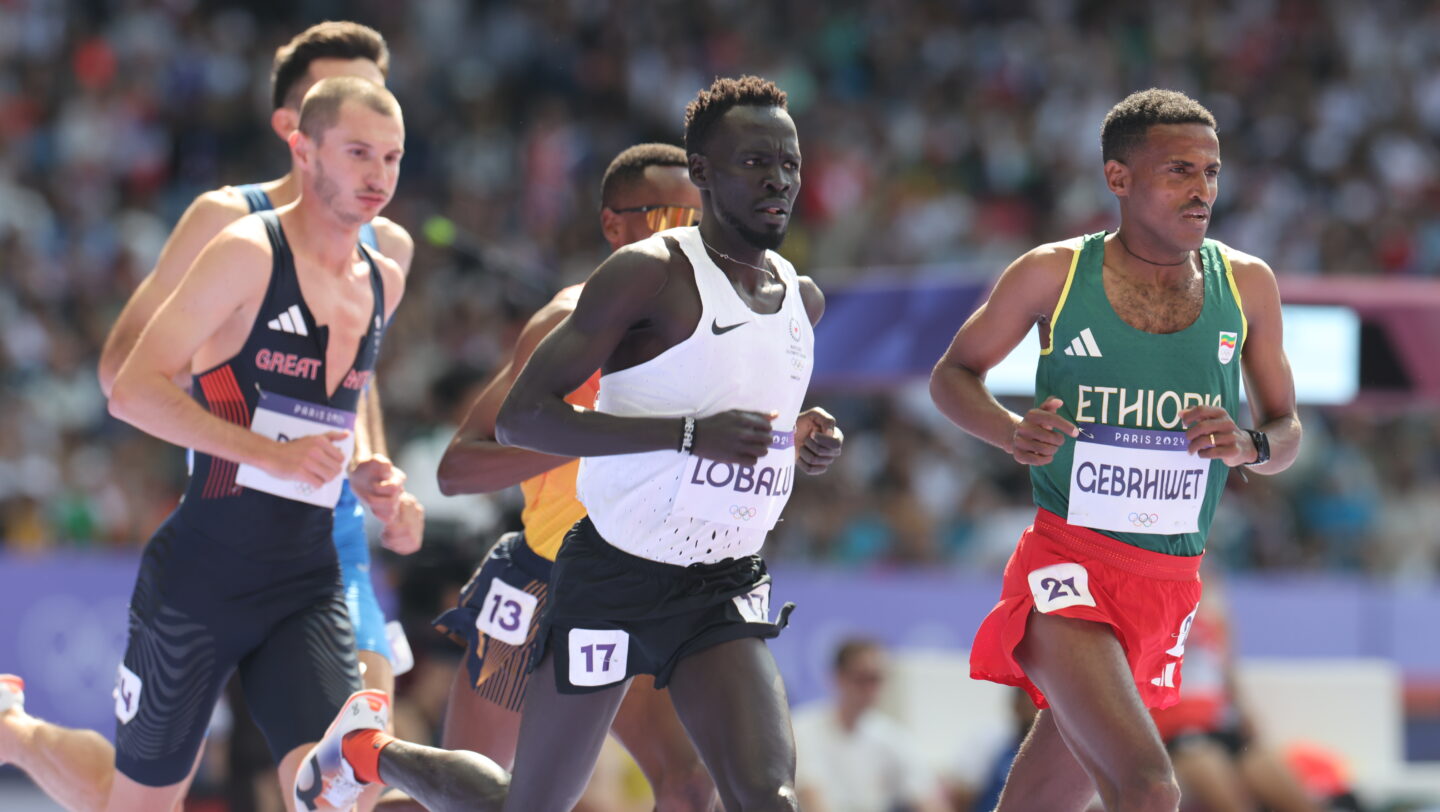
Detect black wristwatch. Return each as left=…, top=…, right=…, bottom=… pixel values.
left=1243, top=429, right=1270, bottom=466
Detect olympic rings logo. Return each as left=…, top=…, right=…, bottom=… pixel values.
left=730, top=505, right=758, bottom=521
left=1128, top=512, right=1159, bottom=528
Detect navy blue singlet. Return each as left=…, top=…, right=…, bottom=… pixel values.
left=115, top=209, right=384, bottom=785
left=230, top=184, right=397, bottom=662
left=234, top=183, right=378, bottom=249
left=183, top=210, right=385, bottom=553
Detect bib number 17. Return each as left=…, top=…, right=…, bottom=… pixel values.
left=567, top=628, right=630, bottom=687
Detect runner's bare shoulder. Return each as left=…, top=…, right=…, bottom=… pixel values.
left=206, top=186, right=265, bottom=219
left=192, top=214, right=273, bottom=279
left=996, top=238, right=1084, bottom=320
left=1209, top=240, right=1275, bottom=282
left=368, top=215, right=415, bottom=274
left=145, top=188, right=254, bottom=284
left=587, top=232, right=682, bottom=300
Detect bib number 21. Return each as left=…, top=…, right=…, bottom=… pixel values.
left=1027, top=563, right=1097, bottom=613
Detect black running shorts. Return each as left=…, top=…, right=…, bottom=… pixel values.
left=433, top=531, right=552, bottom=713
left=537, top=517, right=793, bottom=694
left=113, top=513, right=362, bottom=787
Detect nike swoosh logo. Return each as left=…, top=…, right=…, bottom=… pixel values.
left=711, top=319, right=748, bottom=335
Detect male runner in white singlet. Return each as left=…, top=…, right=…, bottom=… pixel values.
left=298, top=75, right=843, bottom=812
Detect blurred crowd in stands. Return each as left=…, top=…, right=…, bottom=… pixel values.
left=3, top=0, right=1440, bottom=585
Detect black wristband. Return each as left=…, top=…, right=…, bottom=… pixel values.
left=679, top=416, right=696, bottom=453
left=1243, top=429, right=1270, bottom=466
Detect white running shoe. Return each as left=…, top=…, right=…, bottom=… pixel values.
left=0, top=675, right=23, bottom=714
left=292, top=689, right=389, bottom=812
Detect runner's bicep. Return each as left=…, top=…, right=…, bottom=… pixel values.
left=513, top=315, right=618, bottom=403
left=146, top=191, right=249, bottom=299
left=940, top=300, right=1037, bottom=377
left=518, top=252, right=664, bottom=396
left=1234, top=258, right=1297, bottom=426
left=565, top=249, right=665, bottom=337
left=460, top=306, right=573, bottom=441
left=941, top=249, right=1067, bottom=375
left=127, top=233, right=269, bottom=380
left=1241, top=332, right=1296, bottom=428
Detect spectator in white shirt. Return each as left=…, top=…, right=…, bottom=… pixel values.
left=793, top=638, right=951, bottom=812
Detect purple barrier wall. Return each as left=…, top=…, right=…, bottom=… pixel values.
left=767, top=569, right=1440, bottom=704
left=810, top=280, right=987, bottom=389
left=4, top=553, right=1440, bottom=737
left=0, top=553, right=138, bottom=741
left=0, top=552, right=393, bottom=743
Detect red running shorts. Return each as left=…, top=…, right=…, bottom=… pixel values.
left=970, top=508, right=1203, bottom=710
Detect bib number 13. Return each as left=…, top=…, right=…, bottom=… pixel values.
left=475, top=579, right=538, bottom=647
left=567, top=628, right=630, bottom=687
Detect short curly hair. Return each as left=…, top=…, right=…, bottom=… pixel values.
left=1101, top=89, right=1217, bottom=164
left=683, top=75, right=788, bottom=156
left=271, top=21, right=390, bottom=110
left=600, top=143, right=688, bottom=208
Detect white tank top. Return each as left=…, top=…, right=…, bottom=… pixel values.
left=576, top=226, right=815, bottom=565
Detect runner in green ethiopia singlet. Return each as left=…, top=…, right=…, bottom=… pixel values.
left=1032, top=231, right=1245, bottom=556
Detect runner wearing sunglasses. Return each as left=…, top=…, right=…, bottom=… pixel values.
left=607, top=202, right=703, bottom=233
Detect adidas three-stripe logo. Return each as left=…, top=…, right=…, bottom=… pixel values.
left=1062, top=328, right=1102, bottom=357
left=267, top=305, right=308, bottom=336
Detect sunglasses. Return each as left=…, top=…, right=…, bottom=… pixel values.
left=609, top=204, right=701, bottom=232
